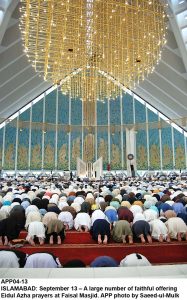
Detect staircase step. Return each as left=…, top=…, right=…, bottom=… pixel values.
left=1, top=241, right=187, bottom=266
left=19, top=230, right=96, bottom=244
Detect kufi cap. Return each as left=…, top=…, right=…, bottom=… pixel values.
left=121, top=201, right=131, bottom=208
left=71, top=202, right=81, bottom=213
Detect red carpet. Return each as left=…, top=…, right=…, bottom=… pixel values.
left=19, top=230, right=96, bottom=244
left=1, top=231, right=187, bottom=265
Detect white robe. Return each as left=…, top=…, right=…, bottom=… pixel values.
left=149, top=219, right=168, bottom=240
left=165, top=217, right=187, bottom=239
left=132, top=213, right=145, bottom=224
left=25, top=211, right=41, bottom=229
left=120, top=253, right=151, bottom=267
left=58, top=202, right=69, bottom=210
left=0, top=251, right=20, bottom=268
left=25, top=205, right=39, bottom=216
left=74, top=212, right=91, bottom=230
left=26, top=221, right=45, bottom=240
left=130, top=205, right=143, bottom=216
left=91, top=209, right=107, bottom=226
left=58, top=211, right=74, bottom=229
left=24, top=253, right=61, bottom=268
left=144, top=209, right=158, bottom=222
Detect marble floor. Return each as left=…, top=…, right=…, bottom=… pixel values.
left=0, top=264, right=187, bottom=278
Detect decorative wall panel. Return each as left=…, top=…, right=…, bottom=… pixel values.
left=161, top=126, right=173, bottom=170
left=57, top=90, right=69, bottom=170
left=4, top=121, right=17, bottom=170
left=44, top=91, right=56, bottom=170
left=71, top=99, right=82, bottom=170
left=122, top=93, right=133, bottom=125
left=174, top=128, right=185, bottom=170
left=30, top=99, right=43, bottom=169
left=1, top=86, right=186, bottom=172
left=97, top=101, right=108, bottom=169
left=17, top=110, right=30, bottom=170
left=135, top=99, right=147, bottom=170
left=148, top=109, right=160, bottom=170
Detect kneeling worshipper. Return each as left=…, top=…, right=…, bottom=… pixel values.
left=58, top=211, right=74, bottom=230
left=24, top=252, right=61, bottom=268
left=91, top=209, right=108, bottom=226
left=90, top=218, right=111, bottom=244
left=177, top=212, right=187, bottom=225
left=63, top=259, right=86, bottom=268
left=26, top=221, right=45, bottom=246
left=0, top=210, right=25, bottom=246
left=25, top=205, right=39, bottom=216
left=149, top=219, right=170, bottom=242
left=25, top=211, right=42, bottom=230
left=45, top=219, right=65, bottom=245
left=74, top=211, right=91, bottom=232
left=165, top=217, right=187, bottom=241
left=117, top=206, right=133, bottom=223
left=61, top=206, right=77, bottom=219
left=90, top=256, right=118, bottom=267
left=104, top=207, right=118, bottom=225
left=42, top=211, right=58, bottom=226
left=132, top=213, right=152, bottom=243
left=0, top=249, right=27, bottom=268
left=119, top=253, right=151, bottom=267
left=112, top=220, right=133, bottom=244
left=172, top=202, right=186, bottom=215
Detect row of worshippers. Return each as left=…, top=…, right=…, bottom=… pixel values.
left=0, top=249, right=151, bottom=268
left=0, top=179, right=187, bottom=245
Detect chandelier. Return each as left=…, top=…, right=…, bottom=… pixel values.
left=20, top=0, right=167, bottom=102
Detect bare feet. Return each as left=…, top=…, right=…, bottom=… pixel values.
left=4, top=236, right=9, bottom=246
left=39, top=237, right=44, bottom=245
left=147, top=235, right=152, bottom=244
left=166, top=235, right=171, bottom=243
left=122, top=235, right=126, bottom=243
left=98, top=234, right=102, bottom=244
left=159, top=234, right=163, bottom=243
left=128, top=235, right=133, bottom=244
left=49, top=235, right=53, bottom=245
left=177, top=232, right=182, bottom=242
left=140, top=234, right=146, bottom=243
left=103, top=235, right=108, bottom=245
left=65, top=224, right=69, bottom=230
left=29, top=238, right=35, bottom=246
left=57, top=235, right=61, bottom=245
left=84, top=226, right=89, bottom=232
left=78, top=225, right=83, bottom=232
left=0, top=236, right=3, bottom=245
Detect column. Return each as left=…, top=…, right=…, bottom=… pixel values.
left=171, top=125, right=175, bottom=169
left=55, top=87, right=58, bottom=170
left=126, top=128, right=137, bottom=176
left=108, top=100, right=111, bottom=164
left=120, top=91, right=124, bottom=169
left=145, top=105, right=150, bottom=170
left=28, top=104, right=32, bottom=171
left=41, top=95, right=46, bottom=170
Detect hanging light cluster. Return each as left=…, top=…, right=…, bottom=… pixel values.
left=19, top=0, right=167, bottom=102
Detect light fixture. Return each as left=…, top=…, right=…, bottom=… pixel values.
left=20, top=0, right=167, bottom=101
left=19, top=0, right=167, bottom=162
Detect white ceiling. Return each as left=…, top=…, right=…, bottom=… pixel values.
left=0, top=0, right=187, bottom=130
